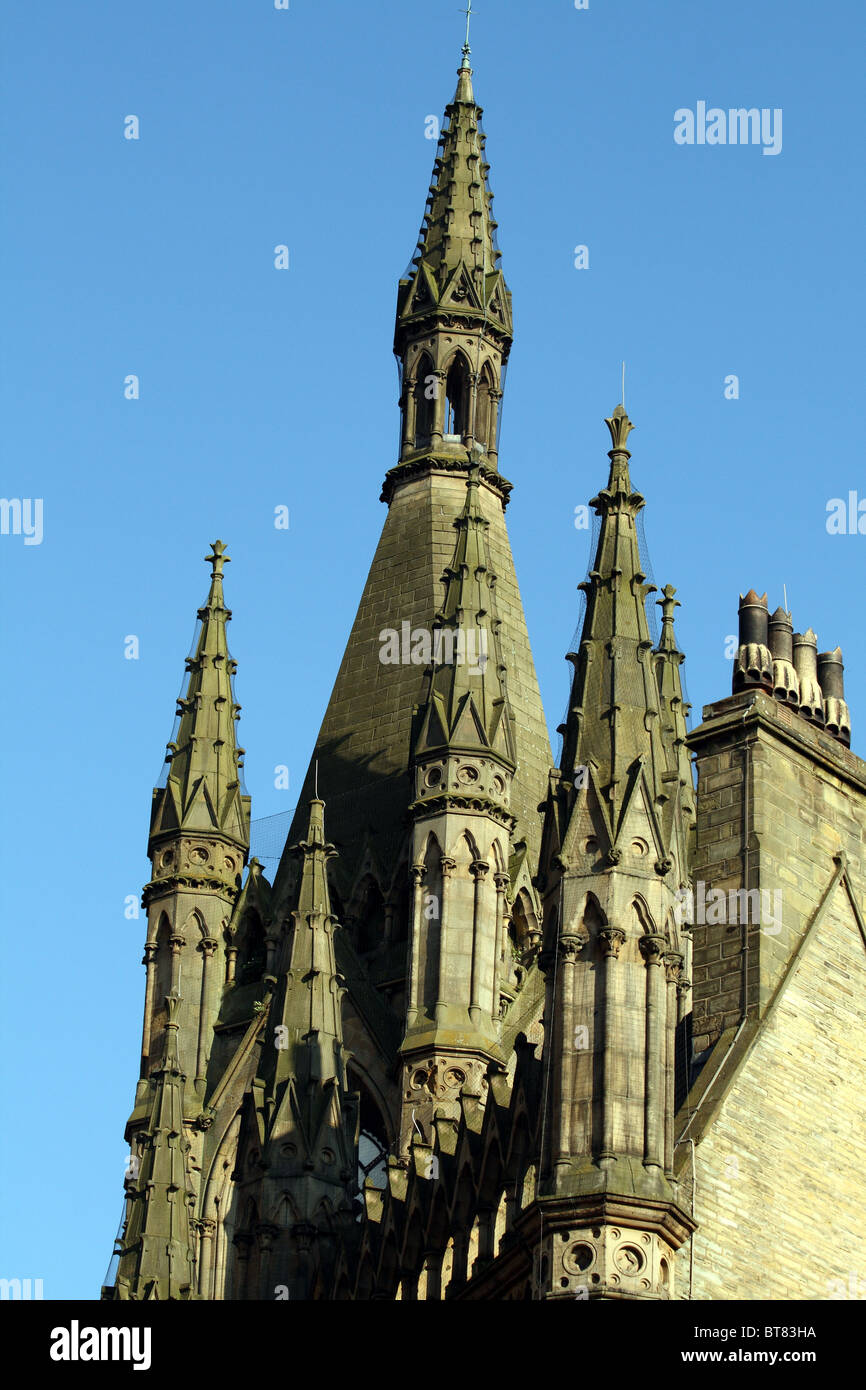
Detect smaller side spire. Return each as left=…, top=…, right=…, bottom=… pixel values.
left=229, top=799, right=359, bottom=1299
left=267, top=798, right=347, bottom=1090
left=654, top=585, right=694, bottom=820
left=149, top=540, right=250, bottom=862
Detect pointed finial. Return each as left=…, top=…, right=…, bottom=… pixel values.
left=605, top=403, right=634, bottom=454
left=657, top=584, right=681, bottom=652
left=659, top=583, right=680, bottom=620
left=460, top=1, right=474, bottom=68
left=206, top=540, right=230, bottom=577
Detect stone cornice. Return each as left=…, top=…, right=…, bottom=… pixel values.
left=409, top=791, right=517, bottom=831
left=381, top=457, right=513, bottom=507
left=689, top=688, right=866, bottom=793
left=142, top=875, right=240, bottom=908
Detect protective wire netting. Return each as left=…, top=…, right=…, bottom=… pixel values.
left=249, top=807, right=297, bottom=876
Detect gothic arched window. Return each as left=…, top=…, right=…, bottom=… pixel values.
left=444, top=355, right=469, bottom=438
left=236, top=910, right=265, bottom=984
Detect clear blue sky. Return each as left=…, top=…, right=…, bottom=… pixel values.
left=2, top=0, right=863, bottom=1298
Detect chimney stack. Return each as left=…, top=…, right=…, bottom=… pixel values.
left=792, top=629, right=825, bottom=726
left=818, top=647, right=851, bottom=746
left=768, top=607, right=799, bottom=706
left=731, top=591, right=853, bottom=747
left=733, top=591, right=772, bottom=692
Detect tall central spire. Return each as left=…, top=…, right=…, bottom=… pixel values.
left=275, top=50, right=552, bottom=997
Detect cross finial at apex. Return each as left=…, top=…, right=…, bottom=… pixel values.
left=206, top=539, right=230, bottom=576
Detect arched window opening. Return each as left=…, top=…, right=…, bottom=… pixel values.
left=509, top=891, right=539, bottom=960
left=391, top=870, right=410, bottom=944
left=351, top=1070, right=391, bottom=1200
left=355, top=876, right=386, bottom=955
left=236, top=910, right=266, bottom=984
left=146, top=913, right=174, bottom=1066
left=444, top=357, right=469, bottom=438
left=154, top=913, right=173, bottom=1010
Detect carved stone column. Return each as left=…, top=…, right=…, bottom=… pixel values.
left=407, top=862, right=427, bottom=1027
left=435, top=857, right=456, bottom=1023
left=493, top=871, right=510, bottom=976
left=140, top=942, right=158, bottom=1076
left=196, top=1217, right=216, bottom=1300
left=403, top=376, right=417, bottom=453
left=232, top=1231, right=254, bottom=1300
left=476, top=1204, right=496, bottom=1269
left=225, top=942, right=238, bottom=985
left=169, top=932, right=185, bottom=993
left=640, top=933, right=668, bottom=1170
left=196, top=938, right=218, bottom=1088
left=465, top=370, right=479, bottom=449
left=664, top=952, right=684, bottom=1174
left=422, top=1249, right=444, bottom=1301
left=469, top=859, right=489, bottom=1025
left=598, top=926, right=626, bottom=1164
left=256, top=1222, right=280, bottom=1301
left=677, top=973, right=691, bottom=1024
left=430, top=370, right=447, bottom=447
left=555, top=932, right=585, bottom=1173
left=487, top=387, right=503, bottom=465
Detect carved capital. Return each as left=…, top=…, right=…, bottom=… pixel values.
left=599, top=926, right=627, bottom=959
left=639, top=933, right=667, bottom=966
left=664, top=951, right=685, bottom=984
left=255, top=1222, right=280, bottom=1253
left=199, top=937, right=218, bottom=958
left=677, top=976, right=692, bottom=999
left=493, top=872, right=510, bottom=892
left=470, top=859, right=490, bottom=882
left=410, top=863, right=427, bottom=886
left=291, top=1222, right=318, bottom=1254
left=169, top=933, right=186, bottom=955
left=440, top=856, right=457, bottom=878
left=559, top=933, right=586, bottom=962
left=142, top=943, right=158, bottom=966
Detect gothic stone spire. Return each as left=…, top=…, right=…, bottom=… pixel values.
left=230, top=800, right=359, bottom=1299
left=393, top=51, right=512, bottom=472
left=149, top=541, right=250, bottom=857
